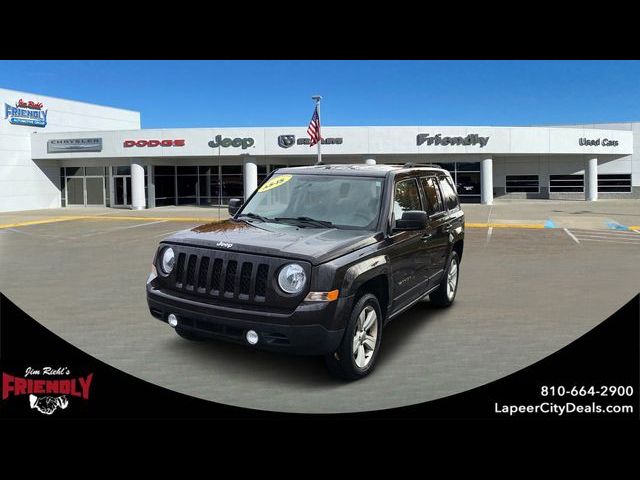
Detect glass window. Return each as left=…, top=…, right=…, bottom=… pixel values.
left=393, top=178, right=422, bottom=220
left=85, top=166, right=105, bottom=176
left=199, top=165, right=219, bottom=176
left=60, top=169, right=66, bottom=207
left=420, top=176, right=445, bottom=215
left=155, top=166, right=175, bottom=176
left=221, top=175, right=243, bottom=199
left=598, top=174, right=631, bottom=193
left=455, top=171, right=481, bottom=195
left=455, top=162, right=480, bottom=172
left=66, top=167, right=84, bottom=177
left=438, top=176, right=460, bottom=211
left=222, top=165, right=242, bottom=175
left=240, top=174, right=384, bottom=230
left=550, top=175, right=584, bottom=193
left=177, top=166, right=198, bottom=175
left=177, top=175, right=198, bottom=205
left=199, top=172, right=220, bottom=198
left=155, top=175, right=175, bottom=202
left=506, top=175, right=539, bottom=193
left=115, top=166, right=131, bottom=176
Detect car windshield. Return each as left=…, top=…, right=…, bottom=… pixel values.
left=238, top=174, right=384, bottom=230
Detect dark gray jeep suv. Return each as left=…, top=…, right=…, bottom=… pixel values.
left=147, top=164, right=464, bottom=380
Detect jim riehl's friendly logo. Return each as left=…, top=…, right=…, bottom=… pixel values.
left=2, top=367, right=94, bottom=415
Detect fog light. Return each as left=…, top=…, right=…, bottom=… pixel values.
left=246, top=330, right=259, bottom=345
left=167, top=314, right=178, bottom=328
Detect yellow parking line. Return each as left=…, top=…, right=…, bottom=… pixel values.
left=0, top=215, right=220, bottom=230
left=629, top=226, right=640, bottom=230
left=0, top=216, right=87, bottom=229
left=466, top=222, right=546, bottom=229
left=80, top=215, right=220, bottom=222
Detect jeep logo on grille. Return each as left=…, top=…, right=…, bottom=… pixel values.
left=216, top=242, right=233, bottom=249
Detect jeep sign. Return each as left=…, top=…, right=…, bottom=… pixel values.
left=208, top=135, right=255, bottom=150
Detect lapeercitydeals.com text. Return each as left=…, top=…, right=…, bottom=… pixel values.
left=494, top=402, right=634, bottom=417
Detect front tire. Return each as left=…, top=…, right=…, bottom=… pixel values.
left=324, top=293, right=383, bottom=380
left=429, top=250, right=460, bottom=307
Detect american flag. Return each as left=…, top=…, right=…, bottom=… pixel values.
left=307, top=105, right=322, bottom=147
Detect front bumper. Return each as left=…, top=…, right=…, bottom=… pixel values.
left=147, top=284, right=349, bottom=355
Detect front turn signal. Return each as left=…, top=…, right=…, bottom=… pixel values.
left=304, top=289, right=340, bottom=302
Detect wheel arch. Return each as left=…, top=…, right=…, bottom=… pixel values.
left=341, top=255, right=392, bottom=317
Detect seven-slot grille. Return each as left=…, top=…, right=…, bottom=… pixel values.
left=172, top=249, right=271, bottom=302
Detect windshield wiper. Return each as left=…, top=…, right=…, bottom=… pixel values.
left=237, top=212, right=270, bottom=222
left=274, top=216, right=334, bottom=228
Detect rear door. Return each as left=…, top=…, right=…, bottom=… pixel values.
left=420, top=175, right=450, bottom=285
left=436, top=174, right=464, bottom=269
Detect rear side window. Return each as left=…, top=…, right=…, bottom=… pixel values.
left=438, top=175, right=460, bottom=211
left=393, top=178, right=422, bottom=220
left=420, top=176, right=445, bottom=216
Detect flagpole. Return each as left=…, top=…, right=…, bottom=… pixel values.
left=312, top=95, right=322, bottom=165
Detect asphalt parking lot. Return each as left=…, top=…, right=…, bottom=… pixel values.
left=1, top=201, right=639, bottom=413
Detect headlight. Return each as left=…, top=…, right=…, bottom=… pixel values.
left=277, top=263, right=306, bottom=294
left=160, top=247, right=175, bottom=274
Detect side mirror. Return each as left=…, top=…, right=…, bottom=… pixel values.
left=394, top=210, right=428, bottom=231
left=228, top=198, right=243, bottom=216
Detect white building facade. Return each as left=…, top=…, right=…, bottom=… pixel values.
left=0, top=88, right=140, bottom=212
left=1, top=88, right=637, bottom=212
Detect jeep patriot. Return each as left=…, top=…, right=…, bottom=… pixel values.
left=146, top=164, right=464, bottom=379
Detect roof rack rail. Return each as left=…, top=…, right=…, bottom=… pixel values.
left=402, top=162, right=443, bottom=169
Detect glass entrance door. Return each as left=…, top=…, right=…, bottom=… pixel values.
left=66, top=177, right=85, bottom=206
left=113, top=176, right=131, bottom=207
left=85, top=177, right=105, bottom=205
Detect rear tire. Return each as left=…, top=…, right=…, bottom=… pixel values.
left=324, top=293, right=383, bottom=381
left=429, top=250, right=460, bottom=308
left=175, top=326, right=207, bottom=341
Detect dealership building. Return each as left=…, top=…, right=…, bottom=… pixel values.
left=1, top=87, right=638, bottom=213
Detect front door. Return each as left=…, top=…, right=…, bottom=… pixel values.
left=66, top=177, right=85, bottom=206
left=113, top=176, right=131, bottom=207
left=388, top=177, right=430, bottom=311
left=85, top=177, right=105, bottom=206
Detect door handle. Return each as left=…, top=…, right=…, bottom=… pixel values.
left=442, top=225, right=452, bottom=233
left=422, top=232, right=433, bottom=241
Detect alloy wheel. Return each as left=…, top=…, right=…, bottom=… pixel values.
left=352, top=305, right=378, bottom=368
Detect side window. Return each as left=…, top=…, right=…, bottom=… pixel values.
left=420, top=176, right=445, bottom=216
left=393, top=178, right=422, bottom=220
left=438, top=175, right=460, bottom=211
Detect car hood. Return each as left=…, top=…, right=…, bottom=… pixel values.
left=163, top=219, right=381, bottom=265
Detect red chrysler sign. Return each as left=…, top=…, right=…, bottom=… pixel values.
left=123, top=139, right=185, bottom=147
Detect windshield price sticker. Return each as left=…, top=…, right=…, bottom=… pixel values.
left=258, top=175, right=292, bottom=192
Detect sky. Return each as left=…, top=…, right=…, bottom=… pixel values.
left=1, top=60, right=639, bottom=128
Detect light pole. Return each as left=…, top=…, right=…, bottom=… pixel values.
left=312, top=95, right=322, bottom=165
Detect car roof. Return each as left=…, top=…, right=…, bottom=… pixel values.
left=274, top=164, right=450, bottom=178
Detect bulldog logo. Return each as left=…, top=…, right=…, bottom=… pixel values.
left=278, top=135, right=296, bottom=149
